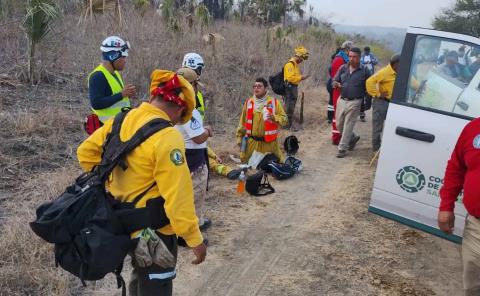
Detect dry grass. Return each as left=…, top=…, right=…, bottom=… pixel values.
left=0, top=4, right=337, bottom=295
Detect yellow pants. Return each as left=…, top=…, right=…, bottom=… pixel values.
left=240, top=138, right=284, bottom=163
left=208, top=154, right=232, bottom=177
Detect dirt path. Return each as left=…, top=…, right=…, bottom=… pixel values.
left=172, top=104, right=463, bottom=296
left=73, top=90, right=463, bottom=296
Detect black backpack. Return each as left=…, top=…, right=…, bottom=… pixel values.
left=284, top=135, right=300, bottom=155
left=269, top=61, right=294, bottom=96
left=267, top=162, right=296, bottom=180
left=30, top=110, right=172, bottom=295
left=257, top=153, right=280, bottom=172
left=245, top=171, right=275, bottom=196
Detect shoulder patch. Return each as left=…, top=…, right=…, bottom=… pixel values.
left=170, top=149, right=185, bottom=166
left=190, top=117, right=201, bottom=130
left=473, top=135, right=480, bottom=149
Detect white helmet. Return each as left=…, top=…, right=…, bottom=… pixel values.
left=100, top=36, right=130, bottom=61
left=182, top=53, right=205, bottom=75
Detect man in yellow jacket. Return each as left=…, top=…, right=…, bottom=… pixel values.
left=237, top=77, right=288, bottom=163
left=77, top=70, right=206, bottom=296
left=283, top=46, right=310, bottom=128
left=366, top=54, right=400, bottom=152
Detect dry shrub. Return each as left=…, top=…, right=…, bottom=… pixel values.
left=0, top=167, right=78, bottom=295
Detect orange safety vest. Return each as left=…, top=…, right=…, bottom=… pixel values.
left=245, top=97, right=278, bottom=143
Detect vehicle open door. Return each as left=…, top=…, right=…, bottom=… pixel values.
left=369, top=27, right=480, bottom=243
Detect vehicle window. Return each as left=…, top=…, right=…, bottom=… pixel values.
left=406, top=36, right=480, bottom=117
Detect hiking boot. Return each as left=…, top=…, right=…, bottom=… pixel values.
left=349, top=135, right=360, bottom=151
left=227, top=169, right=242, bottom=180
left=336, top=150, right=347, bottom=158
left=199, top=217, right=212, bottom=231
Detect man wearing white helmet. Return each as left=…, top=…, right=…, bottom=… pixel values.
left=182, top=52, right=244, bottom=181
left=86, top=36, right=136, bottom=130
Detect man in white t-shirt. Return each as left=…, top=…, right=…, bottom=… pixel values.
left=176, top=68, right=213, bottom=233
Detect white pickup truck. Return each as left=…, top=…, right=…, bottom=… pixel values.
left=369, top=27, right=480, bottom=243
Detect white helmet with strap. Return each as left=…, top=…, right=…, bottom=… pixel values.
left=100, top=36, right=130, bottom=62
left=182, top=53, right=205, bottom=75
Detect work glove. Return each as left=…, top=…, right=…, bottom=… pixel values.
left=148, top=230, right=176, bottom=268
left=133, top=236, right=153, bottom=268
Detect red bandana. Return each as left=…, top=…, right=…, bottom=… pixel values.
left=151, top=74, right=186, bottom=107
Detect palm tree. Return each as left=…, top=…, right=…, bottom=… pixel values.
left=22, top=0, right=58, bottom=84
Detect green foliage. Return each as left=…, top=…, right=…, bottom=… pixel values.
left=23, top=0, right=58, bottom=44
left=23, top=0, right=59, bottom=83
left=196, top=3, right=211, bottom=30
left=433, top=0, right=480, bottom=37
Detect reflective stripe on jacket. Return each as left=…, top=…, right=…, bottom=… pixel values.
left=245, top=97, right=278, bottom=142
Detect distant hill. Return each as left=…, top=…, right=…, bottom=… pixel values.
left=334, top=24, right=407, bottom=52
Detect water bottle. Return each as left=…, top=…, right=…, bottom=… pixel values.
left=237, top=171, right=246, bottom=195
left=241, top=136, right=248, bottom=153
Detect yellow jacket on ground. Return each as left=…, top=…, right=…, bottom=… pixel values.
left=236, top=97, right=288, bottom=163
left=77, top=102, right=203, bottom=247
left=283, top=58, right=302, bottom=85
left=366, top=64, right=397, bottom=100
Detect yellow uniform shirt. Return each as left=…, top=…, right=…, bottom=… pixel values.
left=283, top=58, right=302, bottom=85
left=236, top=97, right=288, bottom=162
left=366, top=64, right=397, bottom=100
left=77, top=102, right=203, bottom=247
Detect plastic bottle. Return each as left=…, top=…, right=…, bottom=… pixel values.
left=241, top=136, right=248, bottom=152
left=237, top=171, right=246, bottom=194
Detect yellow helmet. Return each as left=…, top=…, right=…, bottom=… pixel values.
left=294, top=46, right=309, bottom=60
left=149, top=70, right=195, bottom=124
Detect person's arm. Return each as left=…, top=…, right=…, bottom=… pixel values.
left=77, top=118, right=115, bottom=171
left=236, top=102, right=247, bottom=145
left=366, top=71, right=381, bottom=98
left=153, top=130, right=203, bottom=248
left=272, top=99, right=288, bottom=127
left=332, top=64, right=344, bottom=88
left=372, top=54, right=378, bottom=65
left=284, top=62, right=301, bottom=85
left=88, top=72, right=124, bottom=110
left=439, top=130, right=468, bottom=213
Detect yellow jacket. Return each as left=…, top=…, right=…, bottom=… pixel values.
left=283, top=58, right=302, bottom=85
left=77, top=102, right=203, bottom=247
left=366, top=64, right=397, bottom=100
left=236, top=96, right=288, bottom=144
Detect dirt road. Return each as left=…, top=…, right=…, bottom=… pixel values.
left=74, top=90, right=463, bottom=296
left=172, top=108, right=463, bottom=296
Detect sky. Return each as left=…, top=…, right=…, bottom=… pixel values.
left=308, top=0, right=456, bottom=28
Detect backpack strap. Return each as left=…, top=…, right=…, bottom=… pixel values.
left=96, top=111, right=173, bottom=182
left=254, top=174, right=275, bottom=196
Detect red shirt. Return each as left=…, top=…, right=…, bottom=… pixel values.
left=440, top=118, right=480, bottom=216
left=331, top=55, right=346, bottom=102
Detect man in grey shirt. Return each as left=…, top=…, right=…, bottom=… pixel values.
left=332, top=47, right=371, bottom=158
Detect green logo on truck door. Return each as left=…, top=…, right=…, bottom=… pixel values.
left=396, top=166, right=426, bottom=193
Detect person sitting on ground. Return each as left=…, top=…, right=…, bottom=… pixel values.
left=236, top=77, right=288, bottom=163
left=88, top=36, right=136, bottom=125
left=439, top=50, right=473, bottom=83
left=176, top=67, right=213, bottom=232
left=77, top=69, right=206, bottom=296
left=182, top=52, right=243, bottom=180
